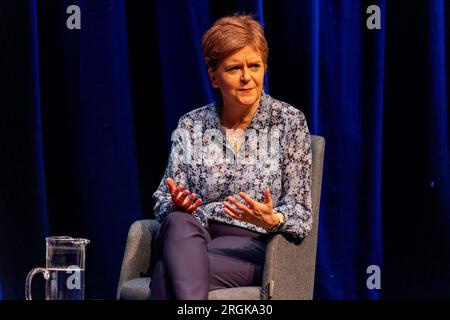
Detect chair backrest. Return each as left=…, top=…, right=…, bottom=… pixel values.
left=307, top=135, right=325, bottom=295
left=261, top=134, right=324, bottom=300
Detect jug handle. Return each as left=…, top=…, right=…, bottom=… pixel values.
left=25, top=267, right=50, bottom=300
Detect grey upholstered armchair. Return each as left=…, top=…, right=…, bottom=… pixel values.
left=117, top=135, right=325, bottom=300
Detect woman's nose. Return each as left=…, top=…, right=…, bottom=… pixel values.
left=241, top=67, right=251, bottom=82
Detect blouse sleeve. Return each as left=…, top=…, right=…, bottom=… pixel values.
left=272, top=111, right=313, bottom=240
left=152, top=119, right=208, bottom=226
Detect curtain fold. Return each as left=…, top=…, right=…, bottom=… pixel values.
left=77, top=0, right=142, bottom=298
left=0, top=0, right=49, bottom=299
left=428, top=0, right=450, bottom=239
left=155, top=0, right=213, bottom=142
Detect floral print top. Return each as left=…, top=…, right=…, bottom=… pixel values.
left=153, top=92, right=312, bottom=240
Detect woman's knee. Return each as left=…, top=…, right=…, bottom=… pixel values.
left=208, top=254, right=263, bottom=290
left=163, top=211, right=199, bottom=227
left=159, top=211, right=209, bottom=240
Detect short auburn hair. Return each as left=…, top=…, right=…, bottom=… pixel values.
left=201, top=15, right=269, bottom=71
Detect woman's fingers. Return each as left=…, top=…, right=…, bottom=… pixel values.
left=171, top=185, right=184, bottom=200
left=167, top=179, right=188, bottom=208
left=174, top=188, right=202, bottom=212
left=175, top=184, right=185, bottom=194
left=223, top=200, right=245, bottom=216
left=181, top=193, right=197, bottom=208
left=225, top=196, right=250, bottom=214
left=224, top=207, right=243, bottom=220
left=175, top=189, right=190, bottom=204
left=238, top=192, right=255, bottom=208
left=186, top=198, right=202, bottom=213
left=165, top=180, right=203, bottom=213
left=263, top=188, right=272, bottom=205
left=166, top=178, right=175, bottom=193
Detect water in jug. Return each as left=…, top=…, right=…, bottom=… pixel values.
left=25, top=236, right=90, bottom=300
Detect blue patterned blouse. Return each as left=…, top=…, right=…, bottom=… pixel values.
left=153, top=92, right=312, bottom=240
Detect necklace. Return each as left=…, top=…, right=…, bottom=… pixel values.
left=220, top=107, right=255, bottom=156
left=226, top=128, right=244, bottom=155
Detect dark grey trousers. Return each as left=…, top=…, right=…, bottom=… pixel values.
left=149, top=211, right=268, bottom=300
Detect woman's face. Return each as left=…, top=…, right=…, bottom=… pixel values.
left=209, top=45, right=265, bottom=110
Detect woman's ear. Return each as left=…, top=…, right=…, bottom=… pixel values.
left=208, top=68, right=219, bottom=88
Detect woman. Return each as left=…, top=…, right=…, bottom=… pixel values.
left=151, top=15, right=312, bottom=300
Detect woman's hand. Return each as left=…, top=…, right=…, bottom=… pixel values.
left=166, top=177, right=202, bottom=213
left=223, top=188, right=280, bottom=230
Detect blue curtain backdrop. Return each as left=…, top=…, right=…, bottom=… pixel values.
left=1, top=0, right=449, bottom=299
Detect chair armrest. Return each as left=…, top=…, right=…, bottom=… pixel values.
left=261, top=232, right=318, bottom=300
left=116, top=219, right=160, bottom=299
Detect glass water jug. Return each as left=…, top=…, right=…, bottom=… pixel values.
left=25, top=236, right=90, bottom=300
